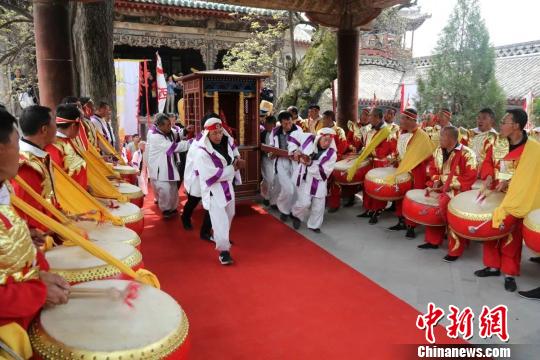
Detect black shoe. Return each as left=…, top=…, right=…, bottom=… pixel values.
left=200, top=233, right=214, bottom=242
left=530, top=257, right=540, bottom=264
left=154, top=199, right=158, bottom=204
left=279, top=213, right=289, bottom=222
left=405, top=226, right=416, bottom=239
left=270, top=205, right=278, bottom=210
left=418, top=243, right=439, bottom=250
left=357, top=211, right=372, bottom=218
left=388, top=218, right=406, bottom=231
left=474, top=267, right=501, bottom=278
left=181, top=216, right=193, bottom=230
left=343, top=197, right=355, bottom=207
left=386, top=202, right=396, bottom=212
left=443, top=255, right=459, bottom=263
left=162, top=210, right=174, bottom=219
left=328, top=207, right=339, bottom=213
left=219, top=251, right=234, bottom=265
left=263, top=199, right=270, bottom=206
left=309, top=228, right=321, bottom=233
left=292, top=216, right=301, bottom=229
left=169, top=209, right=178, bottom=214
left=368, top=211, right=380, bottom=225
left=504, top=277, right=517, bottom=292
left=518, top=286, right=540, bottom=300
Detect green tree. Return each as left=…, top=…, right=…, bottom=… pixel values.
left=416, top=0, right=505, bottom=127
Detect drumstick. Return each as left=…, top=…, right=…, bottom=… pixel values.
left=468, top=219, right=492, bottom=234
left=69, top=282, right=141, bottom=307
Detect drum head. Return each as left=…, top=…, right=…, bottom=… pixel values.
left=116, top=182, right=142, bottom=195
left=76, top=221, right=141, bottom=247
left=334, top=156, right=370, bottom=171
left=366, top=167, right=411, bottom=183
left=526, top=209, right=540, bottom=227
left=114, top=165, right=137, bottom=174
left=46, top=240, right=136, bottom=270
left=36, top=280, right=187, bottom=356
left=449, top=189, right=505, bottom=214
left=405, top=189, right=439, bottom=206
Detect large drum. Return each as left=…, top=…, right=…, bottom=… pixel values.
left=364, top=167, right=413, bottom=201
left=113, top=164, right=138, bottom=185
left=332, top=156, right=371, bottom=185
left=115, top=182, right=145, bottom=207
left=402, top=189, right=445, bottom=226
left=523, top=209, right=540, bottom=254
left=29, top=280, right=190, bottom=360
left=45, top=241, right=143, bottom=284
left=447, top=189, right=516, bottom=241
left=76, top=220, right=141, bottom=250
left=99, top=200, right=144, bottom=236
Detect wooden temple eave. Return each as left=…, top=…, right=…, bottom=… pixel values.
left=115, top=0, right=236, bottom=19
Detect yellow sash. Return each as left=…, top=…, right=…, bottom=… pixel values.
left=51, top=162, right=124, bottom=226
left=84, top=143, right=120, bottom=178
left=96, top=131, right=126, bottom=165
left=346, top=126, right=391, bottom=182
left=493, top=139, right=540, bottom=227
left=11, top=195, right=159, bottom=288
left=384, top=129, right=435, bottom=183
left=0, top=323, right=32, bottom=360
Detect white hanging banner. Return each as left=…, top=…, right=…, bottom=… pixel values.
left=156, top=52, right=167, bottom=113
left=114, top=59, right=140, bottom=139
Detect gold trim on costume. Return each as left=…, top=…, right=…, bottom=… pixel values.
left=49, top=249, right=142, bottom=283
left=29, top=309, right=190, bottom=360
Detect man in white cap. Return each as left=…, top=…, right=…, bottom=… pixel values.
left=195, top=117, right=244, bottom=265
left=291, top=127, right=337, bottom=232
left=147, top=113, right=190, bottom=218
left=270, top=110, right=304, bottom=221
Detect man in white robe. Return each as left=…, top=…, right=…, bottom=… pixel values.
left=147, top=113, right=190, bottom=218
left=130, top=141, right=148, bottom=195
left=291, top=128, right=337, bottom=232
left=194, top=117, right=244, bottom=265
left=270, top=111, right=303, bottom=221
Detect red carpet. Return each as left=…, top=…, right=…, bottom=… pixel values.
left=140, top=191, right=466, bottom=359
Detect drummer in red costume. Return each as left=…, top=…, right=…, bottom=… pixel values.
left=0, top=106, right=69, bottom=359
left=474, top=109, right=529, bottom=292
left=11, top=106, right=58, bottom=231
left=387, top=108, right=433, bottom=238
left=357, top=107, right=397, bottom=224
left=418, top=126, right=477, bottom=262
left=346, top=108, right=370, bottom=152
left=44, top=103, right=88, bottom=189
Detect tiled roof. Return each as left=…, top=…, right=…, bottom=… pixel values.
left=126, top=0, right=275, bottom=16
left=410, top=40, right=540, bottom=99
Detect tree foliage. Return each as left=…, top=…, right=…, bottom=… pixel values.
left=222, top=13, right=288, bottom=85
left=416, top=0, right=506, bottom=127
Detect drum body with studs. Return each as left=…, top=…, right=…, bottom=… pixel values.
left=45, top=240, right=143, bottom=284
left=113, top=164, right=138, bottom=185
left=403, top=189, right=445, bottom=226
left=523, top=209, right=540, bottom=254
left=364, top=167, right=412, bottom=201
left=332, top=155, right=371, bottom=185
left=29, top=280, right=190, bottom=360
left=99, top=200, right=144, bottom=235
left=447, top=189, right=516, bottom=241
left=76, top=220, right=141, bottom=250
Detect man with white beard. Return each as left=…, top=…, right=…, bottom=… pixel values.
left=270, top=110, right=304, bottom=221
left=194, top=117, right=244, bottom=265
left=147, top=113, right=190, bottom=218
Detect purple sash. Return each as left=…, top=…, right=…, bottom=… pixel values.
left=198, top=146, right=232, bottom=202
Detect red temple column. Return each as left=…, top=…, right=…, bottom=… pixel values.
left=336, top=28, right=360, bottom=129
left=33, top=0, right=74, bottom=110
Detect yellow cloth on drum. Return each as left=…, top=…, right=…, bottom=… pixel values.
left=51, top=163, right=124, bottom=226
left=10, top=195, right=160, bottom=289
left=346, top=126, right=390, bottom=182
left=384, top=128, right=435, bottom=183
left=492, top=139, right=540, bottom=228
left=81, top=152, right=128, bottom=202
left=0, top=323, right=33, bottom=360
left=84, top=144, right=120, bottom=178
left=95, top=131, right=126, bottom=165
left=12, top=176, right=87, bottom=239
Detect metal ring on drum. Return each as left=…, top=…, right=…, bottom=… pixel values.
left=29, top=280, right=190, bottom=360
left=524, top=209, right=540, bottom=254
left=76, top=220, right=142, bottom=250
left=402, top=189, right=445, bottom=226
left=447, top=189, right=516, bottom=241
left=45, top=240, right=143, bottom=284
left=364, top=167, right=412, bottom=201
left=113, top=164, right=138, bottom=185
left=98, top=200, right=144, bottom=236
